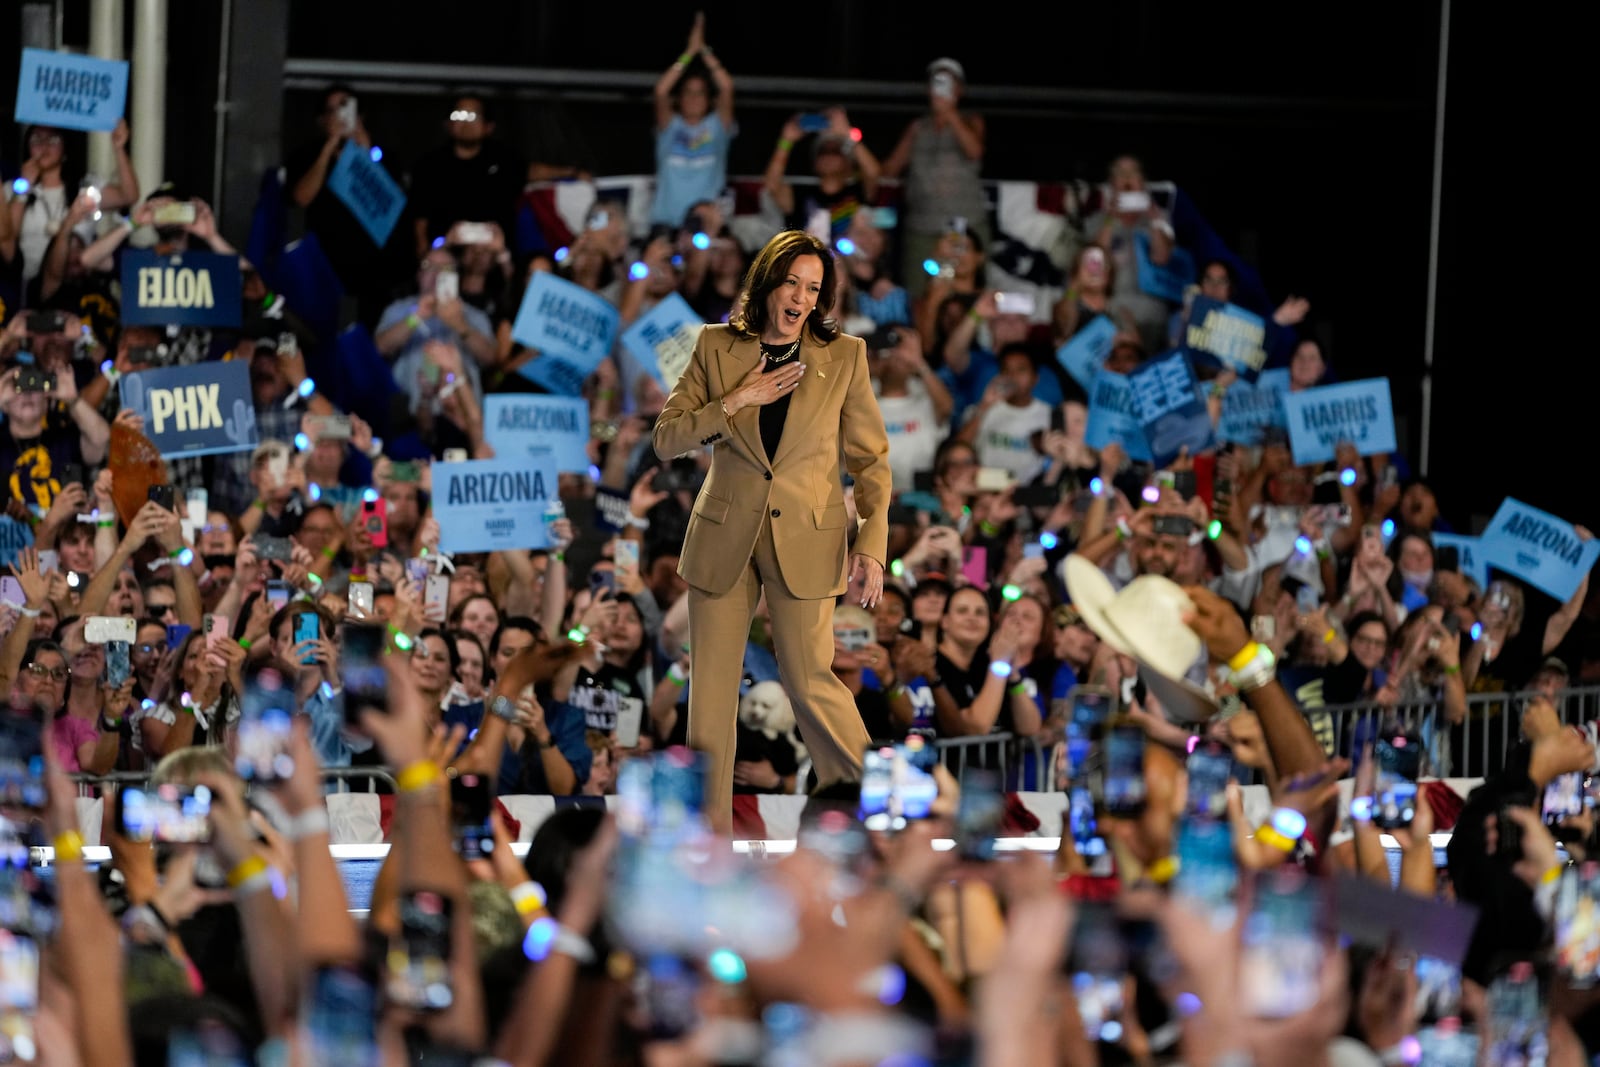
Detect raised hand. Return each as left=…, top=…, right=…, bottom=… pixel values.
left=724, top=356, right=805, bottom=416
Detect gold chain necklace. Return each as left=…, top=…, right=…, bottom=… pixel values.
left=764, top=339, right=801, bottom=365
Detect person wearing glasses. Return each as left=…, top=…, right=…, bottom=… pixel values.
left=10, top=640, right=69, bottom=718
left=5, top=120, right=139, bottom=285
left=47, top=617, right=125, bottom=775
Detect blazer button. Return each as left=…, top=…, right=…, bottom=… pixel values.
left=763, top=471, right=772, bottom=481
left=770, top=508, right=781, bottom=518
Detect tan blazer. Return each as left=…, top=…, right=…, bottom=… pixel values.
left=653, top=324, right=892, bottom=599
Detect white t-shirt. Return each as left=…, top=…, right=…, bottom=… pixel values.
left=975, top=397, right=1050, bottom=483
left=17, top=183, right=67, bottom=283
left=876, top=378, right=944, bottom=492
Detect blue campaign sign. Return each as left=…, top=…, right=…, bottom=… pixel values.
left=621, top=293, right=703, bottom=388
left=118, top=360, right=258, bottom=459
left=1054, top=315, right=1117, bottom=390
left=433, top=455, right=559, bottom=554
left=1182, top=295, right=1267, bottom=381
left=1126, top=350, right=1214, bottom=468
left=0, top=516, right=34, bottom=569
left=14, top=48, right=128, bottom=132
left=512, top=272, right=621, bottom=396
left=119, top=250, right=242, bottom=328
left=1430, top=532, right=1489, bottom=590
left=1133, top=231, right=1195, bottom=304
left=1479, top=498, right=1600, bottom=603
left=1084, top=371, right=1153, bottom=463
left=483, top=394, right=591, bottom=474
left=1282, top=378, right=1397, bottom=466
left=326, top=139, right=406, bottom=246
left=1217, top=368, right=1290, bottom=446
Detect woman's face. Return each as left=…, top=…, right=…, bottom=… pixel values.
left=134, top=624, right=167, bottom=682
left=199, top=511, right=237, bottom=556
left=411, top=634, right=451, bottom=692
left=942, top=588, right=991, bottom=647
left=1076, top=247, right=1108, bottom=290
left=763, top=253, right=824, bottom=345
left=454, top=638, right=485, bottom=693
left=1350, top=622, right=1389, bottom=671
left=873, top=595, right=907, bottom=644
left=1290, top=341, right=1326, bottom=388
left=1399, top=536, right=1434, bottom=579
left=110, top=569, right=144, bottom=617
left=1200, top=264, right=1232, bottom=302
left=181, top=637, right=210, bottom=686
left=678, top=75, right=711, bottom=122
left=27, top=128, right=65, bottom=172
left=21, top=648, right=68, bottom=708
left=458, top=598, right=499, bottom=646
left=1062, top=401, right=1088, bottom=441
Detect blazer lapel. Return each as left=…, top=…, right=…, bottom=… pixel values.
left=771, top=334, right=845, bottom=469
left=714, top=332, right=768, bottom=467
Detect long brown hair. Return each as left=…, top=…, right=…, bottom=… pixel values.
left=729, top=230, right=839, bottom=344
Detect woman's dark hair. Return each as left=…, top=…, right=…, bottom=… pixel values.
left=450, top=628, right=492, bottom=687
left=729, top=230, right=839, bottom=345
left=1346, top=610, right=1392, bottom=648
left=416, top=627, right=460, bottom=676
left=605, top=596, right=650, bottom=673
left=933, top=435, right=977, bottom=484
left=448, top=593, right=500, bottom=630
left=522, top=806, right=607, bottom=917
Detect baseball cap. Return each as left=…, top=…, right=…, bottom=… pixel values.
left=927, top=58, right=966, bottom=82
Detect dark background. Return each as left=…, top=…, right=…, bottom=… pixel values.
left=9, top=3, right=1580, bottom=532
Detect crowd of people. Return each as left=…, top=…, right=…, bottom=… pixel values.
left=5, top=11, right=1600, bottom=1064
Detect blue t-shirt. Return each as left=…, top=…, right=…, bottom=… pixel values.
left=652, top=113, right=734, bottom=227
left=940, top=346, right=1063, bottom=427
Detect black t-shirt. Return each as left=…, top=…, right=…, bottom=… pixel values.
left=734, top=722, right=800, bottom=794
left=934, top=647, right=1014, bottom=734
left=570, top=661, right=647, bottom=741
left=0, top=402, right=83, bottom=510
left=409, top=140, right=524, bottom=246
left=854, top=685, right=900, bottom=745
left=785, top=179, right=868, bottom=239
left=284, top=138, right=398, bottom=277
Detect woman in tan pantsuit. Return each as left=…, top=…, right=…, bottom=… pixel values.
left=653, top=230, right=893, bottom=830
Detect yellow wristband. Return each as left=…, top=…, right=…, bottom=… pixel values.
left=397, top=759, right=442, bottom=793
left=511, top=881, right=548, bottom=916
left=1254, top=824, right=1297, bottom=854
left=1322, top=628, right=1337, bottom=644
left=52, top=830, right=86, bottom=864
left=1146, top=855, right=1181, bottom=885
left=1227, top=641, right=1262, bottom=672
left=1543, top=863, right=1566, bottom=885
left=226, top=855, right=269, bottom=888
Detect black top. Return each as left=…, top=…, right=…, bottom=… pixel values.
left=758, top=341, right=801, bottom=461
left=409, top=140, right=525, bottom=246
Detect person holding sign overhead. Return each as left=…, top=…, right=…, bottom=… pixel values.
left=654, top=229, right=892, bottom=830
left=6, top=119, right=139, bottom=285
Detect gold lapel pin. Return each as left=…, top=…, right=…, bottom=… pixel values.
left=817, top=369, right=826, bottom=379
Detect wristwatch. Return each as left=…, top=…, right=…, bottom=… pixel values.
left=489, top=694, right=519, bottom=723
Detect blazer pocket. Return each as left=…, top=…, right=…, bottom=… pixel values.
left=813, top=503, right=848, bottom=530
left=694, top=493, right=731, bottom=525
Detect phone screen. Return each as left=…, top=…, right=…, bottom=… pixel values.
left=1556, top=864, right=1600, bottom=986
left=956, top=769, right=1004, bottom=862
left=858, top=739, right=939, bottom=832
left=450, top=775, right=493, bottom=861
left=303, top=965, right=380, bottom=1066
left=266, top=580, right=291, bottom=612
left=118, top=784, right=213, bottom=843
left=1103, top=725, right=1147, bottom=817
left=389, top=891, right=455, bottom=1011
left=0, top=928, right=39, bottom=1017
left=1185, top=740, right=1233, bottom=821
left=236, top=678, right=295, bottom=784
left=0, top=732, right=46, bottom=812
left=1484, top=961, right=1549, bottom=1064
left=341, top=624, right=387, bottom=726
left=102, top=640, right=131, bottom=688
left=1174, top=818, right=1237, bottom=922
left=1066, top=904, right=1128, bottom=1042
left=1371, top=732, right=1421, bottom=830
left=1544, top=773, right=1585, bottom=826
left=295, top=612, right=321, bottom=664
left=1068, top=786, right=1113, bottom=877
left=1240, top=867, right=1324, bottom=1018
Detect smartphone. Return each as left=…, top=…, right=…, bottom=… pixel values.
left=1022, top=541, right=1045, bottom=562
left=204, top=613, right=230, bottom=650
left=871, top=206, right=898, bottom=229
left=1103, top=724, right=1147, bottom=817
left=1011, top=484, right=1059, bottom=509
left=151, top=200, right=197, bottom=227
left=1068, top=786, right=1113, bottom=877
left=66, top=570, right=90, bottom=592
left=388, top=890, right=455, bottom=1011
left=58, top=462, right=87, bottom=491
left=101, top=640, right=131, bottom=688
left=1483, top=960, right=1549, bottom=1065
left=441, top=448, right=468, bottom=464
left=35, top=551, right=58, bottom=575
left=588, top=209, right=610, bottom=231
left=1295, top=583, right=1321, bottom=614
left=947, top=215, right=968, bottom=236
left=960, top=545, right=988, bottom=589
left=1151, top=514, right=1195, bottom=538
left=1370, top=730, right=1421, bottom=831
left=166, top=623, right=192, bottom=650
left=1174, top=818, right=1238, bottom=922
left=341, top=624, right=387, bottom=725
left=85, top=615, right=136, bottom=644
left=266, top=579, right=292, bottom=612
left=360, top=498, right=388, bottom=549
left=434, top=269, right=459, bottom=303
left=24, top=310, right=65, bottom=335
left=796, top=112, right=830, bottom=133
left=424, top=575, right=450, bottom=620
left=389, top=460, right=421, bottom=482
left=613, top=538, right=641, bottom=581
left=1555, top=864, right=1600, bottom=986
left=0, top=578, right=22, bottom=607
left=836, top=625, right=872, bottom=653
left=307, top=414, right=353, bottom=441
left=615, top=696, right=644, bottom=749
left=236, top=685, right=294, bottom=784
left=955, top=768, right=1005, bottom=862
left=1065, top=685, right=1112, bottom=778
left=993, top=292, right=1036, bottom=316
left=1115, top=189, right=1151, bottom=214
left=303, top=965, right=380, bottom=1067
left=453, top=222, right=493, bottom=245
left=1240, top=866, right=1325, bottom=1018
left=147, top=484, right=177, bottom=512
left=450, top=775, right=494, bottom=861
left=1066, top=903, right=1128, bottom=1042
left=116, top=783, right=213, bottom=843
left=0, top=732, right=45, bottom=812
left=184, top=488, right=209, bottom=529
left=0, top=928, right=39, bottom=1029
left=974, top=467, right=1014, bottom=492
left=254, top=535, right=294, bottom=563
left=348, top=580, right=375, bottom=619
left=858, top=738, right=939, bottom=832
left=1172, top=469, right=1198, bottom=500
left=1185, top=739, right=1234, bottom=821
left=615, top=747, right=707, bottom=839
left=294, top=611, right=321, bottom=664
left=10, top=367, right=51, bottom=395
left=336, top=96, right=358, bottom=134
left=589, top=568, right=616, bottom=594
left=1251, top=614, right=1277, bottom=642
left=930, top=72, right=956, bottom=99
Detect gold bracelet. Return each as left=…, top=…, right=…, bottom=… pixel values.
left=397, top=759, right=441, bottom=793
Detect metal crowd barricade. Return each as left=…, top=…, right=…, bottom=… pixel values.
left=933, top=732, right=1013, bottom=786
left=65, top=767, right=400, bottom=793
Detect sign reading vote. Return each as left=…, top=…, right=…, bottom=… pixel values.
left=1133, top=231, right=1195, bottom=304
left=622, top=293, right=703, bottom=388
left=511, top=273, right=621, bottom=396
left=1282, top=378, right=1397, bottom=466
left=1054, top=315, right=1117, bottom=390
left=433, top=456, right=558, bottom=554
left=326, top=139, right=406, bottom=246
left=1217, top=368, right=1289, bottom=446
left=1084, top=371, right=1153, bottom=463
left=483, top=394, right=590, bottom=474
left=1183, top=296, right=1266, bottom=380
left=118, top=360, right=258, bottom=458
left=14, top=48, right=128, bottom=132
left=119, top=250, right=242, bottom=328
left=1479, top=498, right=1600, bottom=603
left=1430, top=531, right=1489, bottom=589
left=1126, top=351, right=1213, bottom=468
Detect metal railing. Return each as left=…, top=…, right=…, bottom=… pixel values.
left=66, top=766, right=400, bottom=793
left=931, top=733, right=1055, bottom=792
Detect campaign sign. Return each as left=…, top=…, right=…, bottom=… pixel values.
left=14, top=48, right=128, bottom=132
left=483, top=394, right=590, bottom=474
left=1430, top=531, right=1489, bottom=589
left=622, top=292, right=703, bottom=388
left=511, top=272, right=621, bottom=396
left=119, top=250, right=242, bottom=328
left=1054, top=314, right=1117, bottom=390
left=1084, top=371, right=1153, bottom=463
left=1126, top=350, right=1213, bottom=468
left=0, top=516, right=34, bottom=569
left=1133, top=231, right=1195, bottom=304
left=1183, top=296, right=1266, bottom=380
left=1282, top=378, right=1397, bottom=466
left=326, top=139, right=406, bottom=246
left=118, top=360, right=258, bottom=458
left=1216, top=368, right=1290, bottom=446
left=433, top=456, right=558, bottom=554
left=1479, top=497, right=1600, bottom=603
